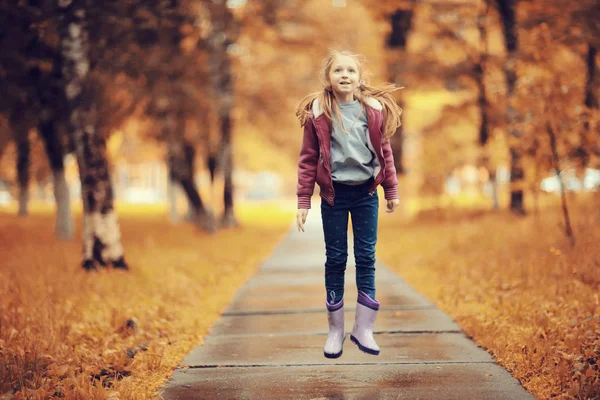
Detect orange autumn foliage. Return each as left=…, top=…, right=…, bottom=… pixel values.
left=378, top=193, right=600, bottom=399
left=0, top=203, right=293, bottom=399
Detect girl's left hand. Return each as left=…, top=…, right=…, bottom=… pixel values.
left=386, top=199, right=400, bottom=213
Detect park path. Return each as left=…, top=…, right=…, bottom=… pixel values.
left=160, top=215, right=534, bottom=399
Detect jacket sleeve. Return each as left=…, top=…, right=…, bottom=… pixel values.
left=381, top=139, right=399, bottom=200
left=296, top=118, right=319, bottom=209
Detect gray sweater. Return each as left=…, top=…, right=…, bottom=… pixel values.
left=330, top=100, right=375, bottom=185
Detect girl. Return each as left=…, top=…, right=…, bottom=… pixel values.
left=295, top=50, right=402, bottom=358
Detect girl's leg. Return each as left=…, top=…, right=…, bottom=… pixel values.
left=350, top=190, right=378, bottom=299
left=349, top=189, right=381, bottom=355
left=321, top=196, right=350, bottom=304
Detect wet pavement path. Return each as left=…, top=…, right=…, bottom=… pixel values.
left=160, top=216, right=534, bottom=400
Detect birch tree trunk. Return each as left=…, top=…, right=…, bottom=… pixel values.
left=58, top=0, right=127, bottom=270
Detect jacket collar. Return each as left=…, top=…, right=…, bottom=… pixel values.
left=312, top=96, right=382, bottom=119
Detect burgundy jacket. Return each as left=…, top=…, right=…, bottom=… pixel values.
left=297, top=97, right=399, bottom=209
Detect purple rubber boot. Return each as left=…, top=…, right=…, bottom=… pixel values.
left=324, top=296, right=345, bottom=358
left=350, top=291, right=380, bottom=355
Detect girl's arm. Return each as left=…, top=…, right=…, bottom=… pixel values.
left=381, top=139, right=399, bottom=200
left=297, top=118, right=319, bottom=209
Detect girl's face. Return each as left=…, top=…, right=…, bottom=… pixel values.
left=328, top=55, right=360, bottom=96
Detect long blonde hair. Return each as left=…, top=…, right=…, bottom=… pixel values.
left=295, top=50, right=403, bottom=139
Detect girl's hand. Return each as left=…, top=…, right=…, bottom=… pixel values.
left=386, top=199, right=400, bottom=213
left=297, top=209, right=309, bottom=232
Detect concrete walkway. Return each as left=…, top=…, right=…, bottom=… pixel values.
left=160, top=216, right=534, bottom=399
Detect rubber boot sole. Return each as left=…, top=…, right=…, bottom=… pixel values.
left=350, top=334, right=380, bottom=356
left=324, top=336, right=345, bottom=359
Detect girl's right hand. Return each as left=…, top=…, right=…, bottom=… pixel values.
left=296, top=209, right=309, bottom=232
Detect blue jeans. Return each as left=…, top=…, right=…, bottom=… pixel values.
left=321, top=179, right=378, bottom=304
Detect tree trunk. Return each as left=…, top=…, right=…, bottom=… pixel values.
left=217, top=48, right=238, bottom=229
left=489, top=170, right=499, bottom=209
left=58, top=0, right=127, bottom=270
left=584, top=44, right=598, bottom=106
left=220, top=113, right=237, bottom=228
left=53, top=169, right=73, bottom=237
left=386, top=8, right=414, bottom=174
left=165, top=115, right=216, bottom=232
left=496, top=0, right=525, bottom=215
left=167, top=174, right=179, bottom=224
left=532, top=159, right=540, bottom=221
left=387, top=8, right=414, bottom=49
left=476, top=72, right=490, bottom=147
left=206, top=151, right=218, bottom=213
left=13, top=124, right=30, bottom=217
left=39, top=117, right=74, bottom=240
left=581, top=44, right=599, bottom=169
left=207, top=153, right=218, bottom=184
left=546, top=121, right=575, bottom=246
left=475, top=3, right=499, bottom=210
left=207, top=0, right=239, bottom=228
left=476, top=3, right=491, bottom=148
left=185, top=198, right=197, bottom=222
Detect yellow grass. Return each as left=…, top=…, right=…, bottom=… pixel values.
left=0, top=202, right=294, bottom=399
left=2, top=192, right=598, bottom=399
left=378, top=193, right=600, bottom=399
